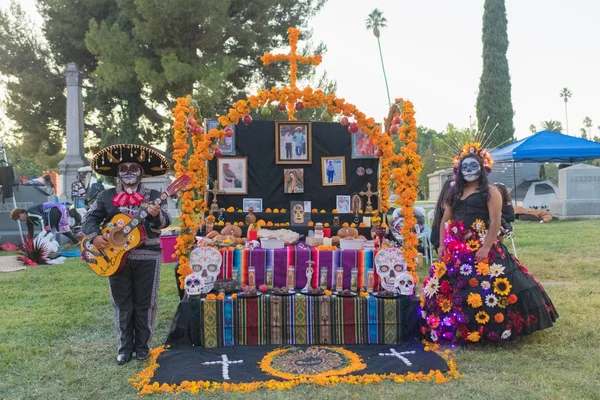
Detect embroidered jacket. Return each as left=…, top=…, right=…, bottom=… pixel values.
left=81, top=183, right=171, bottom=256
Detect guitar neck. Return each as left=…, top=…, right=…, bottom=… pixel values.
left=122, top=192, right=167, bottom=231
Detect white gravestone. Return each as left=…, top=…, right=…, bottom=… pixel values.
left=550, top=164, right=600, bottom=218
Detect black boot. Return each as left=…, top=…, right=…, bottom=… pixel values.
left=117, top=353, right=132, bottom=365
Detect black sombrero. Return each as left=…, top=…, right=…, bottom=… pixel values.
left=91, top=144, right=169, bottom=177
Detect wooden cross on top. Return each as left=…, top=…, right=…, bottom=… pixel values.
left=206, top=180, right=225, bottom=211
left=359, top=183, right=379, bottom=213
left=260, top=27, right=322, bottom=89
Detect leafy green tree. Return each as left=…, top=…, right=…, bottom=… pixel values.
left=365, top=9, right=390, bottom=106
left=0, top=0, right=327, bottom=164
left=529, top=124, right=537, bottom=134
left=475, top=0, right=515, bottom=147
left=583, top=116, right=593, bottom=137
left=541, top=120, right=563, bottom=133
left=580, top=128, right=588, bottom=140
left=559, top=87, right=572, bottom=134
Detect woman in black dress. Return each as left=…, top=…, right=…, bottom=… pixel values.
left=421, top=144, right=558, bottom=343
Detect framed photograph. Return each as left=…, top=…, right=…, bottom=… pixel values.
left=283, top=168, right=304, bottom=194
left=336, top=195, right=351, bottom=214
left=275, top=121, right=312, bottom=164
left=321, top=156, right=346, bottom=186
left=243, top=198, right=263, bottom=212
left=206, top=119, right=236, bottom=156
left=217, top=157, right=247, bottom=195
left=351, top=127, right=377, bottom=159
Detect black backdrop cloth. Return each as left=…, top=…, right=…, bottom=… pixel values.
left=152, top=342, right=448, bottom=385
left=0, top=166, right=15, bottom=199
left=208, top=121, right=380, bottom=211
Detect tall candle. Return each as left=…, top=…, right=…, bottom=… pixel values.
left=323, top=237, right=333, bottom=247
left=320, top=267, right=328, bottom=289
left=248, top=229, right=258, bottom=241
left=335, top=268, right=344, bottom=292
left=287, top=265, right=295, bottom=291
left=248, top=267, right=256, bottom=289
left=367, top=270, right=375, bottom=293
left=350, top=267, right=358, bottom=291
left=323, top=227, right=331, bottom=238
left=266, top=265, right=274, bottom=289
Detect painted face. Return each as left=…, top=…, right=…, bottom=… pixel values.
left=118, top=162, right=142, bottom=186
left=461, top=157, right=481, bottom=182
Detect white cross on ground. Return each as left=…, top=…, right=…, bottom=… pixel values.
left=202, top=354, right=243, bottom=380
left=378, top=349, right=416, bottom=366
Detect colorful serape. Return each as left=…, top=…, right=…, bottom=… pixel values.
left=166, top=294, right=419, bottom=349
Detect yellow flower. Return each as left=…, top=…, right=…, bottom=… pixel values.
left=471, top=219, right=486, bottom=232
left=493, top=277, right=512, bottom=296
left=475, top=262, right=490, bottom=276
left=466, top=331, right=481, bottom=342
left=466, top=240, right=481, bottom=251
left=433, top=262, right=447, bottom=279
left=474, top=311, right=490, bottom=324
left=467, top=293, right=483, bottom=308
left=438, top=298, right=452, bottom=313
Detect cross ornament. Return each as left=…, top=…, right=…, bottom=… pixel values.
left=260, top=27, right=322, bottom=90
left=203, top=354, right=243, bottom=380
left=378, top=349, right=416, bottom=366
left=206, top=180, right=224, bottom=211
left=359, top=183, right=379, bottom=213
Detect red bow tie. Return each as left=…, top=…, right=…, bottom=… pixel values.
left=112, top=191, right=144, bottom=207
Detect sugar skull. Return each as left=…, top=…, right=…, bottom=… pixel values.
left=394, top=272, right=415, bottom=296
left=292, top=204, right=305, bottom=224
left=189, top=246, right=222, bottom=293
left=184, top=274, right=204, bottom=296
left=374, top=247, right=407, bottom=292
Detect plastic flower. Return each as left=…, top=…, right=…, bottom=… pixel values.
left=493, top=277, right=512, bottom=296
left=498, top=296, right=509, bottom=309
left=467, top=293, right=483, bottom=308
left=501, top=329, right=512, bottom=339
left=437, top=297, right=452, bottom=313
left=440, top=281, right=452, bottom=295
left=475, top=311, right=490, bottom=324
left=205, top=293, right=217, bottom=300
left=467, top=331, right=481, bottom=342
left=471, top=219, right=486, bottom=233
left=423, top=277, right=440, bottom=298
left=427, top=315, right=440, bottom=329
left=469, top=278, right=478, bottom=287
left=433, top=262, right=447, bottom=279
left=489, top=263, right=505, bottom=277
left=466, top=240, right=481, bottom=252
left=459, top=264, right=473, bottom=276
left=494, top=313, right=504, bottom=323
left=476, top=262, right=490, bottom=276
left=480, top=280, right=491, bottom=290
left=485, top=294, right=498, bottom=308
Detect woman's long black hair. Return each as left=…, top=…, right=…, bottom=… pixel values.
left=448, top=154, right=490, bottom=208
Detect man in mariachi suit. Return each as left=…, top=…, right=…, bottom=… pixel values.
left=82, top=144, right=171, bottom=365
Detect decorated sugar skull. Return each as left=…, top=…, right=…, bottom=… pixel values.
left=461, top=157, right=481, bottom=182
left=184, top=274, right=204, bottom=296
left=189, top=246, right=222, bottom=293
left=394, top=272, right=415, bottom=296
left=374, top=247, right=408, bottom=292
left=292, top=204, right=305, bottom=224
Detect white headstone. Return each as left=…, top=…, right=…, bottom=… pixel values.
left=550, top=164, right=600, bottom=218
left=58, top=63, right=88, bottom=201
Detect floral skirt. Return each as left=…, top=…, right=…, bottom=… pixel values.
left=420, top=232, right=558, bottom=344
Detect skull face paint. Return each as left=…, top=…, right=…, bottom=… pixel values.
left=118, top=162, right=143, bottom=186
left=461, top=157, right=481, bottom=182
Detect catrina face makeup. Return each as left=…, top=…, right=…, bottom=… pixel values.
left=118, top=162, right=143, bottom=186
left=461, top=157, right=481, bottom=182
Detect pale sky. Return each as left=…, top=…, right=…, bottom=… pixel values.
left=2, top=0, right=599, bottom=141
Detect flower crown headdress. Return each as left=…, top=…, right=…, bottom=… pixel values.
left=453, top=142, right=494, bottom=173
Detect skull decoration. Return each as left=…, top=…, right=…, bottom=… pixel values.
left=292, top=204, right=305, bottom=224
left=189, top=246, right=222, bottom=293
left=394, top=272, right=415, bottom=296
left=117, top=162, right=143, bottom=186
left=374, top=247, right=408, bottom=292
left=461, top=157, right=481, bottom=182
left=184, top=274, right=204, bottom=296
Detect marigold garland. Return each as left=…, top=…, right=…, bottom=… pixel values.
left=130, top=345, right=462, bottom=396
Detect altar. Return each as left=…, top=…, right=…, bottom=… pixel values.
left=166, top=293, right=419, bottom=348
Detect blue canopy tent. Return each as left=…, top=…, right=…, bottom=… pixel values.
left=489, top=130, right=600, bottom=200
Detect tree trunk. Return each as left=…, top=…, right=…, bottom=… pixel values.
left=377, top=37, right=391, bottom=107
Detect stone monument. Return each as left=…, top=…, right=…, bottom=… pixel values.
left=58, top=63, right=88, bottom=201
left=550, top=164, right=600, bottom=219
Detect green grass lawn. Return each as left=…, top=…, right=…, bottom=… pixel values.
left=1, top=219, right=599, bottom=400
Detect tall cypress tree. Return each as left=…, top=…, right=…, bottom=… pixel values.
left=476, top=0, right=515, bottom=147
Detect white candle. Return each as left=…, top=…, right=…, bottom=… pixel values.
left=363, top=216, right=371, bottom=227
left=323, top=237, right=333, bottom=247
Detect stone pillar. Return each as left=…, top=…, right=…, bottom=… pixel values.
left=58, top=63, right=88, bottom=201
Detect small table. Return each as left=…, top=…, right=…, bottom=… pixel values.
left=166, top=294, right=419, bottom=348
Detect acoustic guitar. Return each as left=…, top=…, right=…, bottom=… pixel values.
left=81, top=175, right=191, bottom=277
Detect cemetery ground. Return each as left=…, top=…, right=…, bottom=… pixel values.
left=1, top=220, right=599, bottom=400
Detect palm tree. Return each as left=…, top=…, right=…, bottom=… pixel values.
left=529, top=124, right=537, bottom=134
left=559, top=87, right=572, bottom=135
left=583, top=116, right=593, bottom=137
left=365, top=9, right=391, bottom=106
left=580, top=128, right=588, bottom=139
left=541, top=120, right=563, bottom=133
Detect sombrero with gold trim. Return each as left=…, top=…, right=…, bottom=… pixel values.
left=91, top=144, right=169, bottom=177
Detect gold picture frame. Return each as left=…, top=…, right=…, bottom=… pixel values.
left=275, top=121, right=312, bottom=164
left=322, top=156, right=346, bottom=186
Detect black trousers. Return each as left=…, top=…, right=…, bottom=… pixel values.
left=108, top=254, right=161, bottom=355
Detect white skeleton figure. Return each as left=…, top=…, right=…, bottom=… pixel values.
left=189, top=246, right=222, bottom=293
left=184, top=274, right=204, bottom=296
left=394, top=271, right=415, bottom=296
left=374, top=247, right=408, bottom=292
